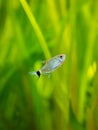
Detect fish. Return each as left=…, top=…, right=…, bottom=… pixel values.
left=29, top=54, right=66, bottom=77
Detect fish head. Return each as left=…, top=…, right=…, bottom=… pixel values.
left=58, top=54, right=66, bottom=62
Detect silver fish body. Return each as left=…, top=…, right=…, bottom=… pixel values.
left=29, top=54, right=66, bottom=77
left=41, top=54, right=65, bottom=73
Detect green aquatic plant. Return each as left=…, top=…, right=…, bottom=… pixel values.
left=0, top=0, right=98, bottom=130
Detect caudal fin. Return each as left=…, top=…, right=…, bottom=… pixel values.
left=28, top=70, right=41, bottom=77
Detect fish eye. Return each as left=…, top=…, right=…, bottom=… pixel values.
left=59, top=55, right=63, bottom=58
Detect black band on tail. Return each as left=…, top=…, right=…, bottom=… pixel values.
left=36, top=71, right=41, bottom=77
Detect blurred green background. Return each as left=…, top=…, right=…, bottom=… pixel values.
left=0, top=0, right=98, bottom=130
